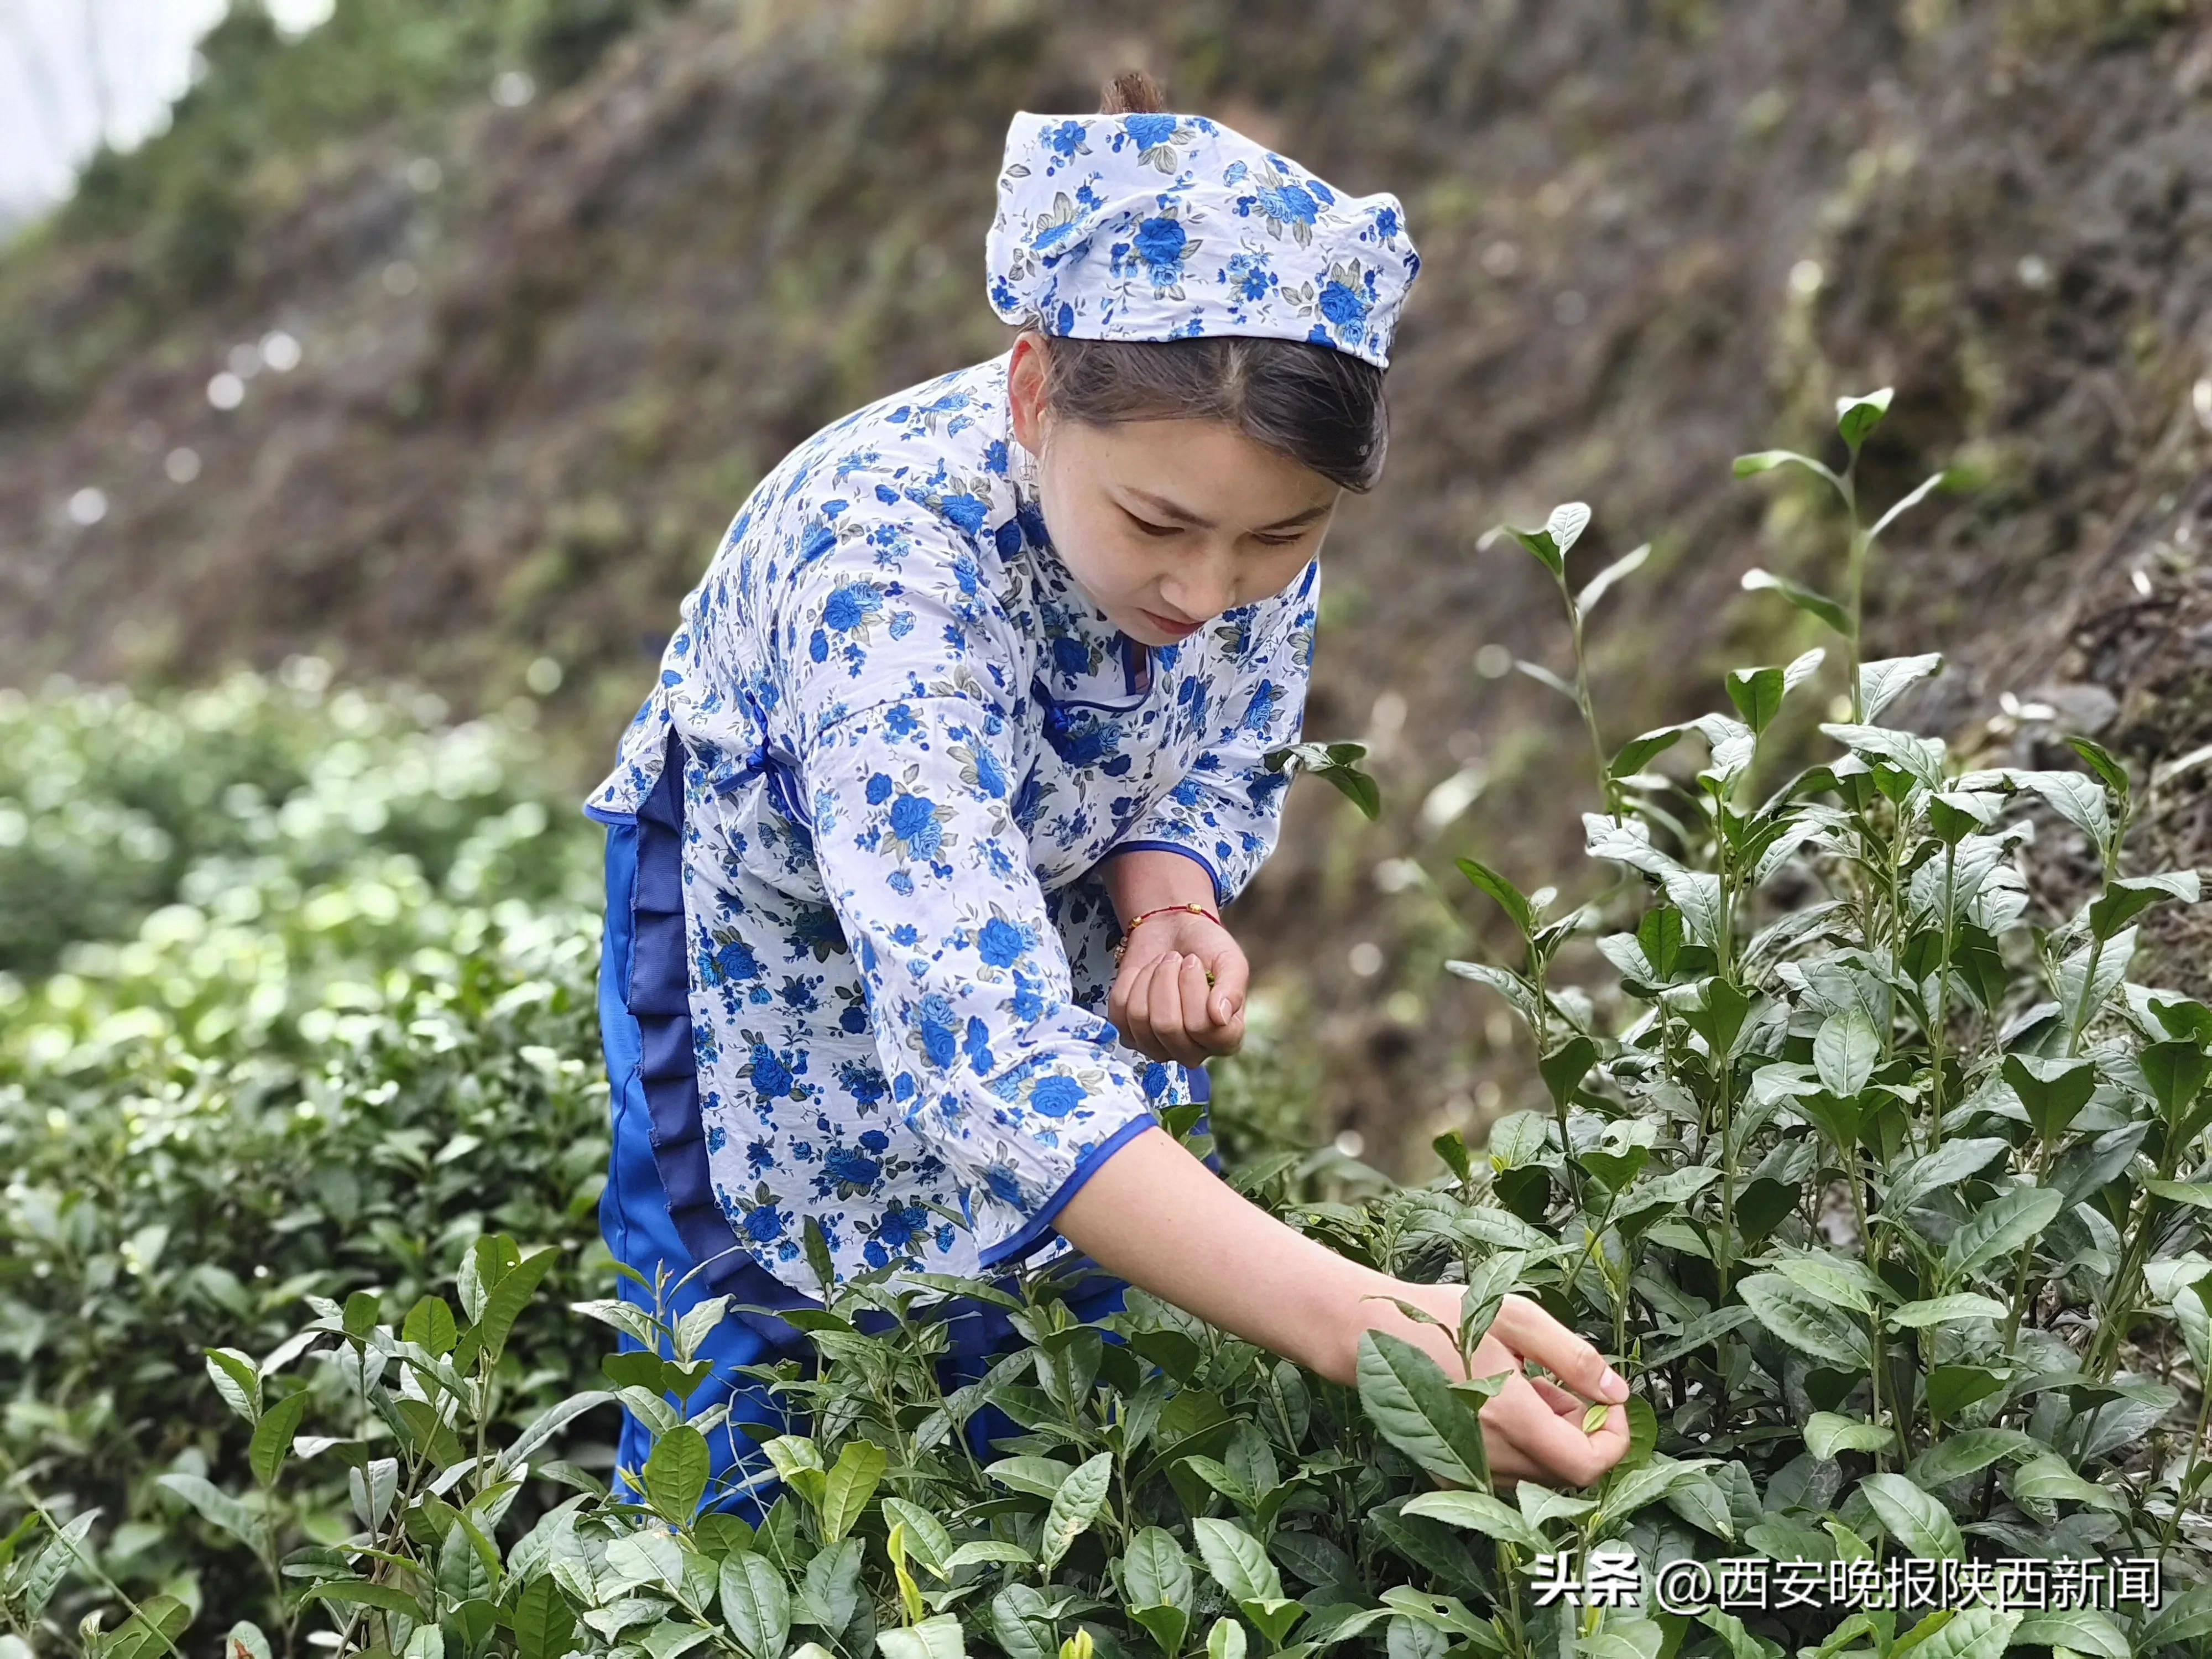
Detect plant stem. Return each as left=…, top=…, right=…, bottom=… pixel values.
left=2158, top=1379, right=2212, bottom=1563
left=1838, top=466, right=1865, bottom=720
left=1928, top=842, right=1957, bottom=1151
left=1559, top=577, right=1615, bottom=816
left=1840, top=1165, right=1888, bottom=1471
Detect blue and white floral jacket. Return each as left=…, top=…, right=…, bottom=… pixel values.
left=586, top=347, right=1319, bottom=1293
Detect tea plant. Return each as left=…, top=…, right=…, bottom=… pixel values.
left=1448, top=386, right=2212, bottom=1651
left=12, top=390, right=2212, bottom=1658
left=7, top=1191, right=1736, bottom=1659
left=0, top=671, right=614, bottom=1634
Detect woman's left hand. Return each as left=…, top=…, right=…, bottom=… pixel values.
left=1109, top=910, right=1249, bottom=1065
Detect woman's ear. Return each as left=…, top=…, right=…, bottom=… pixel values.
left=1008, top=332, right=1048, bottom=453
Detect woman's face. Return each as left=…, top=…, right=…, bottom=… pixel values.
left=1006, top=332, right=1340, bottom=648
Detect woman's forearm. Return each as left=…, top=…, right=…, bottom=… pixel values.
left=1051, top=1123, right=1461, bottom=1386
left=1098, top=846, right=1219, bottom=924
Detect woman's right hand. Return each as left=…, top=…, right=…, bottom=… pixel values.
left=1394, top=1284, right=1632, bottom=1491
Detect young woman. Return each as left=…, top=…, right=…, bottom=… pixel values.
left=586, top=71, right=1631, bottom=1515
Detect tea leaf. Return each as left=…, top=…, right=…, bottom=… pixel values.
left=1742, top=568, right=1849, bottom=636
left=1123, top=1527, right=1194, bottom=1612
left=1905, top=1427, right=2040, bottom=1489
left=722, top=1551, right=793, bottom=1659
left=1804, top=1413, right=1896, bottom=1460
left=1129, top=1606, right=1189, bottom=1659
left=1943, top=1184, right=2065, bottom=1279
left=248, top=1390, right=309, bottom=1488
left=1575, top=541, right=1650, bottom=614
left=880, top=1500, right=953, bottom=1575
left=2015, top=769, right=2112, bottom=847
left=512, top=1578, right=577, bottom=1659
left=2008, top=1609, right=2128, bottom=1659
left=2088, top=872, right=2200, bottom=940
left=156, top=1472, right=267, bottom=1552
left=300, top=1579, right=425, bottom=1616
left=1193, top=1517, right=1282, bottom=1603
left=1040, top=1451, right=1113, bottom=1572
left=1886, top=1294, right=2007, bottom=1329
left=1813, top=1010, right=1880, bottom=1100
left=2064, top=735, right=2132, bottom=805
left=204, top=1348, right=262, bottom=1425
left=402, top=1295, right=459, bottom=1358
left=1834, top=388, right=1893, bottom=455
left=991, top=1585, right=1059, bottom=1659
left=1733, top=450, right=1840, bottom=488
left=1354, top=1332, right=1489, bottom=1488
left=1858, top=654, right=1943, bottom=721
left=1866, top=468, right=1947, bottom=542
left=877, top=1615, right=966, bottom=1659
left=1737, top=1272, right=1871, bottom=1371
left=819, top=1439, right=887, bottom=1545
left=1454, top=858, right=1534, bottom=937
left=1725, top=666, right=1786, bottom=735
left=1399, top=1491, right=1545, bottom=1553
left=643, top=1425, right=710, bottom=1524
left=1858, top=1472, right=1963, bottom=1559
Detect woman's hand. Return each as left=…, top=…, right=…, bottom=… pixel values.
left=1395, top=1282, right=1632, bottom=1491
left=1107, top=909, right=1250, bottom=1065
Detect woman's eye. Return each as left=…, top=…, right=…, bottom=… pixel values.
left=1253, top=533, right=1303, bottom=547
left=1127, top=515, right=1181, bottom=538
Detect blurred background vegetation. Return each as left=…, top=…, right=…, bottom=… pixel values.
left=4, top=0, right=2211, bottom=1178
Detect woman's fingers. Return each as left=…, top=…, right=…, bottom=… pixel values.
left=1179, top=954, right=1221, bottom=1052
left=1192, top=950, right=1245, bottom=1055
left=1492, top=1294, right=1629, bottom=1404
left=1480, top=1373, right=1621, bottom=1489
left=1526, top=1375, right=1585, bottom=1415
left=1207, top=947, right=1249, bottom=1027
left=1121, top=951, right=1159, bottom=1058
left=1150, top=954, right=1206, bottom=1067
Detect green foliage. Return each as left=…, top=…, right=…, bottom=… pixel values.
left=11, top=387, right=2212, bottom=1655
left=0, top=665, right=612, bottom=1634
left=0, top=663, right=587, bottom=974
left=1442, top=385, right=2212, bottom=1647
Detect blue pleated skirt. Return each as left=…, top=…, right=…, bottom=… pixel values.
left=593, top=732, right=1213, bottom=1518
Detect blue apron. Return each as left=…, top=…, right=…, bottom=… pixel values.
left=594, top=732, right=1216, bottom=1519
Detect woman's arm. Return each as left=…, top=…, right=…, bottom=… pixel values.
left=1100, top=845, right=1219, bottom=920
left=1053, top=1123, right=1633, bottom=1489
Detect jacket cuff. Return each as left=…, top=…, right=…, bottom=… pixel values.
left=973, top=1113, right=1161, bottom=1271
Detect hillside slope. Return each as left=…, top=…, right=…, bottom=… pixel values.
left=4, top=0, right=2209, bottom=1164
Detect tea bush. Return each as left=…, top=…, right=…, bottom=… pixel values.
left=9, top=389, right=2212, bottom=1659
left=0, top=667, right=615, bottom=1633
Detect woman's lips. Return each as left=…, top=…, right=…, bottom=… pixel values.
left=1141, top=608, right=1201, bottom=638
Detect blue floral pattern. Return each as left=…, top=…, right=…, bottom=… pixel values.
left=587, top=348, right=1318, bottom=1294
left=986, top=111, right=1420, bottom=370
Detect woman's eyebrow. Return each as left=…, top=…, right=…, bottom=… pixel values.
left=1124, top=486, right=1333, bottom=533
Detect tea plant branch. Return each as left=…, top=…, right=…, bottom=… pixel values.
left=2158, top=1354, right=2212, bottom=1563
left=1924, top=831, right=1960, bottom=1147
left=1482, top=506, right=1647, bottom=818
left=1736, top=388, right=1949, bottom=725
left=0, top=1466, right=191, bottom=1659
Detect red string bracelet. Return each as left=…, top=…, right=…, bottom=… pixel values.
left=1110, top=901, right=1224, bottom=966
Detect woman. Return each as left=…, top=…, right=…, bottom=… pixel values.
left=587, top=71, right=1631, bottom=1516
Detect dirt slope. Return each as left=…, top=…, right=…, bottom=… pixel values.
left=4, top=0, right=2209, bottom=1167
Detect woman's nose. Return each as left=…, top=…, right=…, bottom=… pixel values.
left=1161, top=551, right=1236, bottom=620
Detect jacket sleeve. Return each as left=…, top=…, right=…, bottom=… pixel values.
left=776, top=520, right=1162, bottom=1269
left=1104, top=557, right=1321, bottom=909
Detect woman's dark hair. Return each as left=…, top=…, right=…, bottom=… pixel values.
left=1024, top=70, right=1392, bottom=495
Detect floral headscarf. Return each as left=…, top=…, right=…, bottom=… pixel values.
left=985, top=110, right=1421, bottom=371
